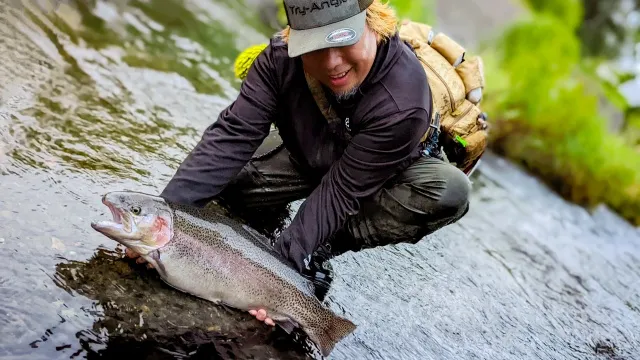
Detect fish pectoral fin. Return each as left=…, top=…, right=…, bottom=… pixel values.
left=275, top=319, right=298, bottom=334
left=268, top=313, right=298, bottom=334
left=212, top=299, right=238, bottom=313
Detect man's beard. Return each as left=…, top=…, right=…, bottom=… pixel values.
left=334, top=85, right=360, bottom=102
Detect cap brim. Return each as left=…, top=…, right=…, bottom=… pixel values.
left=287, top=10, right=366, bottom=58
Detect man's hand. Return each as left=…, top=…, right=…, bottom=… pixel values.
left=124, top=248, right=154, bottom=268
left=248, top=309, right=275, bottom=326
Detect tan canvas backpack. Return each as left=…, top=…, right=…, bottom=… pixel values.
left=396, top=20, right=488, bottom=174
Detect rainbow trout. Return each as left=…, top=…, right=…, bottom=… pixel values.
left=90, top=191, right=356, bottom=357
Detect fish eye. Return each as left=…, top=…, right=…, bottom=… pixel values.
left=131, top=206, right=141, bottom=215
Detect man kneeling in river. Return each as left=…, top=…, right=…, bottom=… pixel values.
left=127, top=0, right=471, bottom=325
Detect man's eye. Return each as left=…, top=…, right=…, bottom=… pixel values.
left=131, top=206, right=141, bottom=215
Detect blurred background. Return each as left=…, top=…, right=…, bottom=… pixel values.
left=461, top=0, right=640, bottom=227
left=274, top=0, right=640, bottom=227
left=336, top=0, right=640, bottom=227
left=1, top=1, right=639, bottom=359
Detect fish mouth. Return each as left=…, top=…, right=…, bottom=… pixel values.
left=106, top=200, right=122, bottom=224
left=91, top=197, right=132, bottom=234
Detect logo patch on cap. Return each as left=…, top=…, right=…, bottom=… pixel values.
left=325, top=28, right=357, bottom=44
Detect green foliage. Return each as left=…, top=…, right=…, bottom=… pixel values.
left=276, top=0, right=287, bottom=27
left=389, top=0, right=436, bottom=25
left=599, top=80, right=629, bottom=112
left=521, top=0, right=583, bottom=30
left=623, top=110, right=640, bottom=147
left=482, top=10, right=640, bottom=225
left=489, top=14, right=581, bottom=120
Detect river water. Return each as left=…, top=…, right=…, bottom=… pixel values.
left=1, top=1, right=639, bottom=359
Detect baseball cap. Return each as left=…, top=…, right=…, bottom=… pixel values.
left=284, top=0, right=374, bottom=57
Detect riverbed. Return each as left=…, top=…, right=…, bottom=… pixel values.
left=1, top=1, right=639, bottom=359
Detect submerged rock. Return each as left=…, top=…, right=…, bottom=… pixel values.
left=51, top=247, right=312, bottom=359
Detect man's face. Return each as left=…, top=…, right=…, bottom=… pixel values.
left=301, top=25, right=377, bottom=100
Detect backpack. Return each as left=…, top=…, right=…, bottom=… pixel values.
left=233, top=21, right=489, bottom=175
left=397, top=20, right=488, bottom=175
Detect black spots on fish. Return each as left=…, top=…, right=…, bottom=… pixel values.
left=173, top=208, right=312, bottom=294
left=163, top=203, right=356, bottom=355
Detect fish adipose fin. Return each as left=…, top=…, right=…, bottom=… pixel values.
left=265, top=311, right=299, bottom=334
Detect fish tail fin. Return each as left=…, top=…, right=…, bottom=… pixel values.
left=307, top=312, right=357, bottom=357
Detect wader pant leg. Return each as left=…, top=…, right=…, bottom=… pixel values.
left=215, top=130, right=315, bottom=210
left=214, top=130, right=471, bottom=255
left=332, top=156, right=471, bottom=255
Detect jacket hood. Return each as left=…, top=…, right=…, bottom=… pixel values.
left=359, top=32, right=405, bottom=91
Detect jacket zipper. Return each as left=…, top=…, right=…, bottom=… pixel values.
left=417, top=54, right=456, bottom=113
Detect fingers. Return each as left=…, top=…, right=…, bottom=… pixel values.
left=256, top=309, right=267, bottom=321
left=248, top=309, right=275, bottom=326
left=125, top=248, right=140, bottom=258
left=125, top=248, right=152, bottom=268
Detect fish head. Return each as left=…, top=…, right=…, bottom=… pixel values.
left=91, top=191, right=174, bottom=255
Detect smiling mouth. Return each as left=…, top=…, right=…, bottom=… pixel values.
left=329, top=69, right=350, bottom=80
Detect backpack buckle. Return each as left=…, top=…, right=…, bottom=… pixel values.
left=431, top=111, right=441, bottom=130
left=422, top=112, right=442, bottom=157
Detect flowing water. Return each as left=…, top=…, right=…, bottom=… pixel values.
left=1, top=0, right=639, bottom=359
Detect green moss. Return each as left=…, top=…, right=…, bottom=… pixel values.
left=622, top=110, right=640, bottom=147
left=481, top=11, right=640, bottom=226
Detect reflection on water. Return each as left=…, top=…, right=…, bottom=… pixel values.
left=44, top=247, right=311, bottom=359
left=1, top=0, right=640, bottom=359
left=1, top=0, right=261, bottom=183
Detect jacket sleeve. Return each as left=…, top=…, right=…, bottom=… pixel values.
left=160, top=42, right=280, bottom=206
left=275, top=107, right=431, bottom=272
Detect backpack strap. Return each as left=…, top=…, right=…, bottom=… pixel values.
left=304, top=73, right=353, bottom=142
left=304, top=71, right=443, bottom=151
left=304, top=73, right=342, bottom=126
